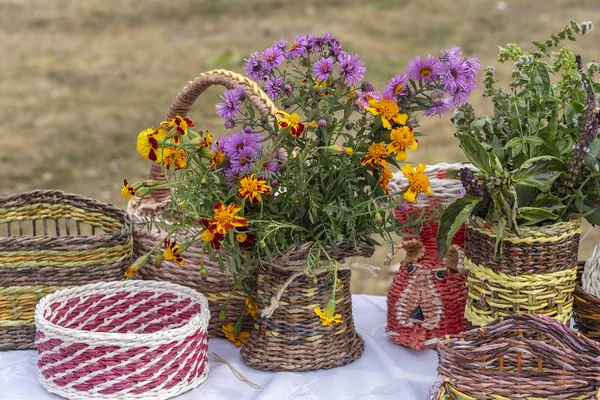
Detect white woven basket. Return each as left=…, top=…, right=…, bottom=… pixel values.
left=582, top=243, right=600, bottom=298
left=35, top=280, right=210, bottom=400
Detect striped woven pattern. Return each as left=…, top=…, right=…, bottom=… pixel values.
left=430, top=314, right=600, bottom=400
left=128, top=69, right=277, bottom=337
left=0, top=190, right=132, bottom=350
left=464, top=217, right=581, bottom=327
left=574, top=243, right=600, bottom=340
left=35, top=280, right=209, bottom=400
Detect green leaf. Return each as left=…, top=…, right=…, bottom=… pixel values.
left=590, top=138, right=600, bottom=156
left=518, top=207, right=559, bottom=225
left=513, top=156, right=565, bottom=191
left=458, top=135, right=496, bottom=174
left=536, top=63, right=551, bottom=97
left=436, top=195, right=482, bottom=259
left=494, top=217, right=506, bottom=261
left=584, top=199, right=600, bottom=225
left=584, top=152, right=600, bottom=173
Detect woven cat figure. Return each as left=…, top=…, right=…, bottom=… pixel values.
left=385, top=218, right=467, bottom=350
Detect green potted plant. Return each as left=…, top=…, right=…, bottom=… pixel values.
left=437, top=21, right=600, bottom=327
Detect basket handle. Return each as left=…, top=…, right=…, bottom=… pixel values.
left=141, top=70, right=278, bottom=212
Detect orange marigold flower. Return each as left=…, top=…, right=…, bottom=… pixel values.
left=200, top=218, right=224, bottom=250
left=161, top=116, right=195, bottom=136
left=163, top=238, right=184, bottom=266
left=162, top=147, right=188, bottom=170
left=401, top=163, right=433, bottom=203
left=379, top=167, right=393, bottom=194
left=209, top=202, right=248, bottom=235
left=210, top=142, right=226, bottom=167
left=245, top=297, right=258, bottom=320
left=198, top=130, right=213, bottom=151
left=361, top=142, right=390, bottom=169
left=120, top=179, right=136, bottom=201
left=137, top=127, right=168, bottom=162
left=364, top=97, right=408, bottom=130
left=277, top=110, right=310, bottom=138
left=387, top=126, right=418, bottom=161
left=238, top=174, right=272, bottom=204
left=221, top=324, right=250, bottom=347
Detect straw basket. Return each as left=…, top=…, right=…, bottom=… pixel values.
left=0, top=190, right=132, bottom=350
left=239, top=242, right=373, bottom=371
left=128, top=69, right=278, bottom=337
left=430, top=314, right=600, bottom=400
left=35, top=280, right=210, bottom=400
left=385, top=163, right=470, bottom=350
left=464, top=217, right=581, bottom=327
left=574, top=243, right=600, bottom=340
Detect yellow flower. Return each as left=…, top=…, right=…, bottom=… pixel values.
left=361, top=142, right=390, bottom=169
left=120, top=179, right=136, bottom=201
left=221, top=324, right=251, bottom=347
left=209, top=202, right=248, bottom=235
left=210, top=142, right=226, bottom=167
left=314, top=305, right=343, bottom=326
left=198, top=130, right=213, bottom=150
left=161, top=116, right=195, bottom=136
left=387, top=126, right=418, bottom=161
left=236, top=233, right=248, bottom=243
left=124, top=263, right=139, bottom=279
left=364, top=97, right=408, bottom=130
left=401, top=163, right=433, bottom=203
left=162, top=147, right=188, bottom=170
left=245, top=297, right=258, bottom=320
left=136, top=127, right=168, bottom=162
left=379, top=167, right=393, bottom=194
left=163, top=238, right=184, bottom=266
left=277, top=110, right=309, bottom=138
left=238, top=174, right=272, bottom=204
left=202, top=229, right=216, bottom=243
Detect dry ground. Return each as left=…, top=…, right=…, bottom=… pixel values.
left=1, top=0, right=599, bottom=294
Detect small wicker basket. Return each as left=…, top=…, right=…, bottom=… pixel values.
left=0, top=190, right=132, bottom=350
left=128, top=69, right=277, bottom=337
left=430, top=314, right=600, bottom=400
left=35, top=280, right=210, bottom=400
left=574, top=243, right=600, bottom=340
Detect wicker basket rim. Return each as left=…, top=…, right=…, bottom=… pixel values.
left=467, top=215, right=582, bottom=239
left=35, top=280, right=209, bottom=343
left=0, top=190, right=132, bottom=244
left=576, top=284, right=600, bottom=304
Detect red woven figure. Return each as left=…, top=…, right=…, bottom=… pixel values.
left=386, top=208, right=467, bottom=350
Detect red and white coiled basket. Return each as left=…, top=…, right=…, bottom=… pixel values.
left=35, top=280, right=210, bottom=399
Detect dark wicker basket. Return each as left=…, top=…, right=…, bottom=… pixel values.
left=0, top=190, right=132, bottom=350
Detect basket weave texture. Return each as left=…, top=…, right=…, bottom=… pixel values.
left=239, top=243, right=372, bottom=371
left=464, top=217, right=581, bottom=327
left=128, top=69, right=277, bottom=337
left=430, top=314, right=600, bottom=400
left=574, top=243, right=600, bottom=340
left=35, top=280, right=209, bottom=400
left=386, top=163, right=469, bottom=350
left=0, top=190, right=132, bottom=350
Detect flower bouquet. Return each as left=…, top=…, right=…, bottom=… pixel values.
left=125, top=33, right=476, bottom=371
left=437, top=21, right=600, bottom=327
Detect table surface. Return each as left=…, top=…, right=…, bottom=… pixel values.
left=0, top=295, right=438, bottom=400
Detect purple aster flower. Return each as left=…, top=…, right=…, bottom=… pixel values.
left=257, top=155, right=280, bottom=180
left=448, top=87, right=472, bottom=106
left=244, top=51, right=264, bottom=81
left=244, top=125, right=253, bottom=134
left=395, top=203, right=410, bottom=212
left=215, top=86, right=245, bottom=122
left=339, top=52, right=366, bottom=86
left=382, top=74, right=408, bottom=100
left=308, top=35, right=327, bottom=52
left=276, top=38, right=287, bottom=51
left=328, top=38, right=344, bottom=60
left=465, top=57, right=482, bottom=79
left=288, top=35, right=309, bottom=60
left=220, top=131, right=261, bottom=158
left=444, top=58, right=471, bottom=93
left=406, top=55, right=444, bottom=82
left=424, top=96, right=452, bottom=118
left=440, top=46, right=462, bottom=63
left=262, top=44, right=284, bottom=72
left=313, top=57, right=334, bottom=81
left=317, top=119, right=328, bottom=127
left=356, top=90, right=381, bottom=108
left=264, top=76, right=284, bottom=99
left=229, top=147, right=257, bottom=175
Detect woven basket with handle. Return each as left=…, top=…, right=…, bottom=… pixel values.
left=128, top=69, right=278, bottom=337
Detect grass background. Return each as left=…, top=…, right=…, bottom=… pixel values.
left=2, top=0, right=599, bottom=294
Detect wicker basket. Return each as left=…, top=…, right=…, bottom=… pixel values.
left=574, top=243, right=600, bottom=340
left=386, top=163, right=470, bottom=350
left=0, top=190, right=132, bottom=350
left=128, top=69, right=278, bottom=337
left=430, top=314, right=600, bottom=400
left=239, top=243, right=373, bottom=371
left=35, top=280, right=209, bottom=400
left=464, top=216, right=581, bottom=327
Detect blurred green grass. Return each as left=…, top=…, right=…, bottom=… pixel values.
left=1, top=0, right=599, bottom=294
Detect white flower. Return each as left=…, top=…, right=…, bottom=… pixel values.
left=579, top=21, right=594, bottom=33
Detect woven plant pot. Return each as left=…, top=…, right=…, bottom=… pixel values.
left=429, top=314, right=600, bottom=400
left=239, top=243, right=372, bottom=371
left=128, top=69, right=278, bottom=337
left=0, top=190, right=132, bottom=350
left=35, top=280, right=209, bottom=400
left=464, top=217, right=581, bottom=327
left=574, top=243, right=600, bottom=340
left=386, top=163, right=470, bottom=350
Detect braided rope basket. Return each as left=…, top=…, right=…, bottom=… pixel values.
left=128, top=69, right=277, bottom=337
left=385, top=163, right=470, bottom=350
left=465, top=217, right=581, bottom=327
left=0, top=190, right=132, bottom=350
left=574, top=243, right=600, bottom=340
left=429, top=314, right=600, bottom=400
left=35, top=280, right=209, bottom=400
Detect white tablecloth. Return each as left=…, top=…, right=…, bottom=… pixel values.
left=0, top=295, right=438, bottom=400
